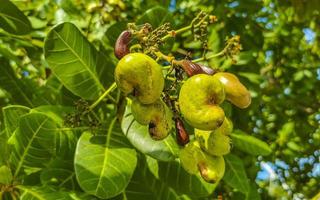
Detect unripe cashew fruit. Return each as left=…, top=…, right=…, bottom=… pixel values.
left=195, top=127, right=231, bottom=156
left=178, top=74, right=226, bottom=130
left=215, top=117, right=233, bottom=136
left=213, top=72, right=251, bottom=109
left=115, top=53, right=164, bottom=104
left=179, top=141, right=225, bottom=183
left=131, top=98, right=173, bottom=140
left=179, top=141, right=200, bottom=174
left=197, top=155, right=225, bottom=183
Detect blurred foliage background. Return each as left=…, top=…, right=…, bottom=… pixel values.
left=0, top=0, right=319, bottom=199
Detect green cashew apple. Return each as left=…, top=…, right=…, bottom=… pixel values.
left=179, top=141, right=201, bottom=174
left=115, top=53, right=164, bottom=104
left=131, top=98, right=173, bottom=140
left=195, top=128, right=231, bottom=156
left=215, top=117, right=233, bottom=136
left=197, top=155, right=225, bottom=183
left=179, top=141, right=225, bottom=183
left=178, top=74, right=226, bottom=130
left=213, top=72, right=251, bottom=109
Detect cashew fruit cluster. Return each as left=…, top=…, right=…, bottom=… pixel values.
left=113, top=23, right=251, bottom=184
left=115, top=53, right=173, bottom=140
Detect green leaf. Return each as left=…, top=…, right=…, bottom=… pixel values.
left=0, top=0, right=32, bottom=35
left=74, top=119, right=137, bottom=199
left=31, top=105, right=74, bottom=126
left=44, top=22, right=114, bottom=100
left=9, top=113, right=68, bottom=177
left=0, top=131, right=10, bottom=165
left=245, top=183, right=261, bottom=200
left=123, top=156, right=187, bottom=200
left=238, top=72, right=263, bottom=84
left=234, top=51, right=255, bottom=66
left=17, top=186, right=73, bottom=200
left=68, top=192, right=99, bottom=200
left=31, top=105, right=78, bottom=158
left=157, top=160, right=217, bottom=198
left=0, top=43, right=20, bottom=63
left=231, top=130, right=272, bottom=156
left=277, top=122, right=295, bottom=147
left=137, top=6, right=173, bottom=27
left=208, top=27, right=221, bottom=53
left=0, top=165, right=12, bottom=184
left=121, top=104, right=179, bottom=161
left=223, top=154, right=250, bottom=194
left=0, top=58, right=34, bottom=107
left=41, top=158, right=78, bottom=190
left=2, top=105, right=30, bottom=138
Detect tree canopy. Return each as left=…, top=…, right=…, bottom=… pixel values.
left=0, top=0, right=319, bottom=199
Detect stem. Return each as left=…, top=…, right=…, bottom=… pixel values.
left=130, top=44, right=142, bottom=52
left=162, top=66, right=171, bottom=70
left=161, top=25, right=191, bottom=40
left=59, top=127, right=91, bottom=131
left=86, top=15, right=94, bottom=37
left=161, top=12, right=209, bottom=41
left=162, top=49, right=225, bottom=70
left=89, top=82, right=117, bottom=110
left=192, top=50, right=225, bottom=63
left=154, top=51, right=174, bottom=63
left=166, top=76, right=176, bottom=81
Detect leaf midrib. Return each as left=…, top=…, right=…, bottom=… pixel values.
left=52, top=27, right=105, bottom=92
left=14, top=117, right=49, bottom=177
left=17, top=186, right=46, bottom=200
left=0, top=12, right=29, bottom=28
left=95, top=117, right=117, bottom=194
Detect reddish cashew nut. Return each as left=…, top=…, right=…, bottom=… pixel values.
left=114, top=30, right=131, bottom=59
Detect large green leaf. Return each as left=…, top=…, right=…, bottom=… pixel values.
left=223, top=154, right=250, bottom=194
left=0, top=58, right=34, bottom=107
left=0, top=0, right=32, bottom=35
left=30, top=105, right=78, bottom=158
left=17, top=186, right=73, bottom=200
left=231, top=130, right=272, bottom=156
left=74, top=119, right=137, bottom=199
left=121, top=104, right=179, bottom=161
left=44, top=22, right=114, bottom=100
left=2, top=105, right=30, bottom=138
left=157, top=160, right=217, bottom=198
left=137, top=6, right=173, bottom=27
left=9, top=112, right=71, bottom=177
